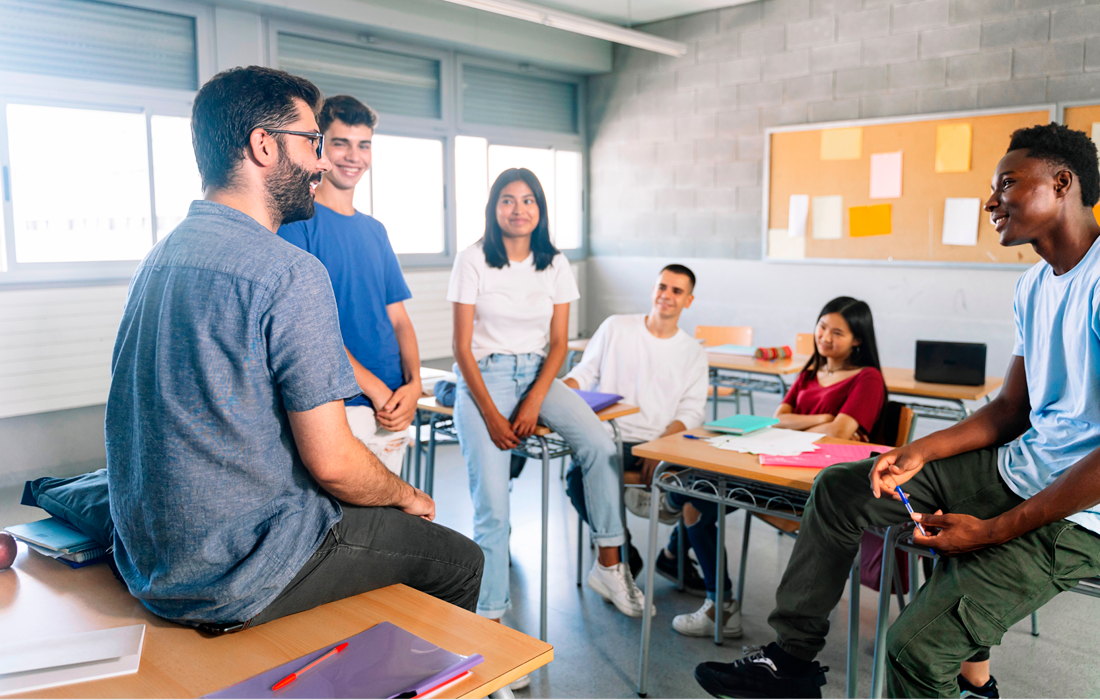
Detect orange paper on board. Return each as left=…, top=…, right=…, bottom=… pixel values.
left=935, top=124, right=972, bottom=173
left=849, top=204, right=892, bottom=237
left=1094, top=203, right=1100, bottom=225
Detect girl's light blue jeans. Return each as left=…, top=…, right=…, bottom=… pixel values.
left=454, top=352, right=625, bottom=618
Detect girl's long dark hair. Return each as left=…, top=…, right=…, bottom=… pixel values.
left=480, top=168, right=559, bottom=271
left=802, top=296, right=882, bottom=378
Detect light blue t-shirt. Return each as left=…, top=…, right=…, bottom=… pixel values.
left=106, top=201, right=361, bottom=623
left=1000, top=235, right=1100, bottom=536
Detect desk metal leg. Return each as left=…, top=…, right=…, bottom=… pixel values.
left=610, top=420, right=629, bottom=566
left=539, top=436, right=550, bottom=643
left=871, top=526, right=901, bottom=699
left=577, top=514, right=584, bottom=587
left=413, top=410, right=423, bottom=489
left=425, top=413, right=437, bottom=498
left=736, top=511, right=752, bottom=605
left=637, top=467, right=664, bottom=697
left=489, top=684, right=516, bottom=699
left=711, top=375, right=720, bottom=422
left=714, top=495, right=727, bottom=646
left=847, top=555, right=860, bottom=700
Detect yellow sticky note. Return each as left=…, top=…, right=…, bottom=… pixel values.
left=821, top=128, right=862, bottom=160
left=935, top=124, right=972, bottom=173
left=849, top=204, right=892, bottom=237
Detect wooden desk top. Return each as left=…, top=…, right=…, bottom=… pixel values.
left=416, top=397, right=639, bottom=436
left=881, top=367, right=1003, bottom=401
left=567, top=338, right=590, bottom=353
left=1, top=549, right=551, bottom=699
left=707, top=352, right=811, bottom=375
left=632, top=429, right=868, bottom=492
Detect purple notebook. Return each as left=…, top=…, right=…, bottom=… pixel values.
left=572, top=389, right=623, bottom=413
left=205, top=621, right=483, bottom=699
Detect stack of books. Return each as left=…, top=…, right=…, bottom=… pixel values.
left=3, top=517, right=107, bottom=568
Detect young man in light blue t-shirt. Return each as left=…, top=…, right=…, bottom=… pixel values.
left=279, top=96, right=421, bottom=475
left=694, top=123, right=1100, bottom=700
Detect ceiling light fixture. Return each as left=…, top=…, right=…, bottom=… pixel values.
left=438, top=0, right=688, bottom=56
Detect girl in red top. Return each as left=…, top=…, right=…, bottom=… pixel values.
left=777, top=296, right=885, bottom=440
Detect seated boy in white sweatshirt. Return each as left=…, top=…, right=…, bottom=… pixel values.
left=563, top=264, right=710, bottom=593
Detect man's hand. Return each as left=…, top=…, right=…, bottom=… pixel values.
left=870, top=443, right=927, bottom=498
left=911, top=509, right=1003, bottom=555
left=400, top=486, right=436, bottom=521
left=639, top=457, right=661, bottom=486
left=511, top=393, right=544, bottom=439
left=377, top=381, right=421, bottom=432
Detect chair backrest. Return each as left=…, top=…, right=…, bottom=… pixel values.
left=795, top=333, right=815, bottom=355
left=871, top=401, right=916, bottom=448
left=695, top=325, right=753, bottom=347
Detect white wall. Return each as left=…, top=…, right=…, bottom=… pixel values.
left=584, top=257, right=1022, bottom=376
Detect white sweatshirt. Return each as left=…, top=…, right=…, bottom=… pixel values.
left=565, top=314, right=709, bottom=444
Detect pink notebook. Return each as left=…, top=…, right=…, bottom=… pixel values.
left=759, top=443, right=892, bottom=469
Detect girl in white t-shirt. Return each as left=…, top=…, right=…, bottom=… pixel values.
left=448, top=168, right=647, bottom=630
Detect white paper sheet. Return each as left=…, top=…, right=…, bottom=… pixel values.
left=706, top=428, right=823, bottom=456
left=942, top=198, right=980, bottom=246
left=788, top=195, right=809, bottom=238
left=0, top=625, right=145, bottom=697
left=812, top=196, right=843, bottom=240
left=1092, top=123, right=1100, bottom=152
left=768, top=229, right=805, bottom=259
left=869, top=152, right=903, bottom=199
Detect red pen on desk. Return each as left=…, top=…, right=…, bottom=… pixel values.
left=272, top=642, right=349, bottom=691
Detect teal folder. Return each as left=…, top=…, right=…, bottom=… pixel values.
left=703, top=415, right=779, bottom=436
left=4, top=517, right=98, bottom=554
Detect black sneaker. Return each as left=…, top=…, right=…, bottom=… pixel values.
left=655, top=549, right=707, bottom=597
left=695, top=645, right=828, bottom=699
left=959, top=674, right=999, bottom=699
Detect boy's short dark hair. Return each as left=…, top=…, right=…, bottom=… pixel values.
left=1007, top=122, right=1100, bottom=207
left=191, top=66, right=322, bottom=191
left=660, top=263, right=696, bottom=291
left=318, top=95, right=379, bottom=134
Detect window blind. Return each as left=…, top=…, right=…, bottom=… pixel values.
left=0, top=0, right=198, bottom=91
left=278, top=34, right=441, bottom=120
left=462, top=65, right=578, bottom=134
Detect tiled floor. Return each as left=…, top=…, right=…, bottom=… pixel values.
left=3, top=391, right=1099, bottom=698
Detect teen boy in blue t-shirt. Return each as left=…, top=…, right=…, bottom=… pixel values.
left=279, top=96, right=421, bottom=474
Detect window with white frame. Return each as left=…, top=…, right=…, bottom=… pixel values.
left=0, top=0, right=202, bottom=281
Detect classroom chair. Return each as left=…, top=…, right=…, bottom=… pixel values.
left=795, top=332, right=815, bottom=356
left=697, top=326, right=756, bottom=415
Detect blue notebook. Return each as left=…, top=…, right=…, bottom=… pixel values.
left=703, top=415, right=779, bottom=436
left=573, top=389, right=623, bottom=413
left=707, top=344, right=756, bottom=356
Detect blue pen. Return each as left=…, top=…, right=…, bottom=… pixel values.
left=683, top=434, right=704, bottom=440
left=895, top=485, right=936, bottom=556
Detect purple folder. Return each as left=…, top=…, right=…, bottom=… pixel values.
left=572, top=389, right=624, bottom=413
left=204, top=621, right=484, bottom=699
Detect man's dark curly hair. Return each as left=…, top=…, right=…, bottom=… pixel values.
left=1007, top=122, right=1100, bottom=207
left=318, top=95, right=378, bottom=134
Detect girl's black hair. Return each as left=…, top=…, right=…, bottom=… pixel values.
left=480, top=168, right=559, bottom=271
left=802, top=296, right=882, bottom=377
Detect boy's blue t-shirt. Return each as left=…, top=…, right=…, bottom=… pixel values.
left=1001, top=234, right=1100, bottom=536
left=278, top=203, right=412, bottom=408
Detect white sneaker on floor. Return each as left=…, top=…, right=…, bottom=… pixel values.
left=587, top=561, right=653, bottom=618
left=508, top=673, right=531, bottom=690
left=672, top=598, right=743, bottom=638
left=623, top=488, right=680, bottom=524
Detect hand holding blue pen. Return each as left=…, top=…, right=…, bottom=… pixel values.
left=894, top=485, right=937, bottom=556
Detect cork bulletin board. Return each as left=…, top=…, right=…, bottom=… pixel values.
left=764, top=107, right=1054, bottom=267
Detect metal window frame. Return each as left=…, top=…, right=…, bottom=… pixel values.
left=0, top=0, right=212, bottom=287
left=760, top=103, right=1057, bottom=271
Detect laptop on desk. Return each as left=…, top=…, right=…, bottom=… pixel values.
left=915, top=341, right=987, bottom=386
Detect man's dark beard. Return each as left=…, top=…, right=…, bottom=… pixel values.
left=267, top=149, right=319, bottom=227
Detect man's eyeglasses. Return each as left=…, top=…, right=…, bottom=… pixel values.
left=263, top=129, right=325, bottom=160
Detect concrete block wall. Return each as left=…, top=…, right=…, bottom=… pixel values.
left=586, top=0, right=1100, bottom=259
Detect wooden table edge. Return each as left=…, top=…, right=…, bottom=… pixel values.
left=460, top=648, right=554, bottom=698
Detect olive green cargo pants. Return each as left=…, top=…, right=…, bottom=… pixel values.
left=766, top=448, right=1100, bottom=698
